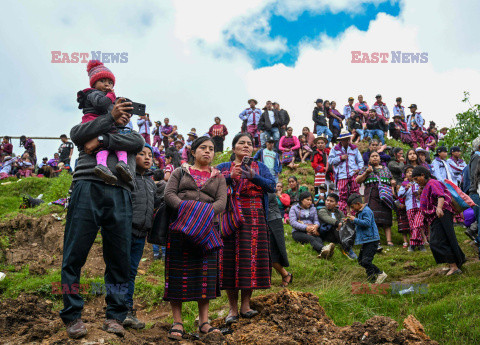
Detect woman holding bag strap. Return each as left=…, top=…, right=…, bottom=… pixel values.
left=217, top=132, right=276, bottom=326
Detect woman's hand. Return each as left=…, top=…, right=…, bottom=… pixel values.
left=436, top=206, right=444, bottom=218
left=231, top=164, right=243, bottom=179
left=241, top=165, right=256, bottom=180
left=366, top=165, right=373, bottom=174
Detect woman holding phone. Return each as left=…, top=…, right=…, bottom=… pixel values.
left=217, top=133, right=276, bottom=326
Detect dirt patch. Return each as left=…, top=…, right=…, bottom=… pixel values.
left=211, top=289, right=438, bottom=345
left=0, top=290, right=437, bottom=345
left=0, top=214, right=154, bottom=277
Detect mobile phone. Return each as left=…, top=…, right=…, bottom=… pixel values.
left=241, top=156, right=253, bottom=168
left=122, top=98, right=146, bottom=116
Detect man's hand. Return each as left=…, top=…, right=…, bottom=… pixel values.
left=436, top=207, right=444, bottom=218
left=111, top=98, right=133, bottom=126
left=84, top=138, right=101, bottom=154
left=346, top=214, right=355, bottom=221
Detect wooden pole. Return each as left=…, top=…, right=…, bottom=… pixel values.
left=0, top=136, right=69, bottom=140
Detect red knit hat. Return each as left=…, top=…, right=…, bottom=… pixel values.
left=87, top=60, right=115, bottom=87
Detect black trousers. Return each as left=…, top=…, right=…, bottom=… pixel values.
left=430, top=211, right=466, bottom=267
left=212, top=136, right=224, bottom=153
left=358, top=240, right=381, bottom=281
left=59, top=180, right=132, bottom=324
left=292, top=231, right=324, bottom=253
left=320, top=228, right=344, bottom=249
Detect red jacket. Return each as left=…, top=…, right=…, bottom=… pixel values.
left=311, top=147, right=331, bottom=173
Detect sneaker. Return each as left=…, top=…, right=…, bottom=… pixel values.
left=407, top=245, right=415, bottom=252
left=94, top=164, right=118, bottom=185
left=318, top=247, right=329, bottom=259
left=403, top=242, right=408, bottom=248
left=123, top=309, right=145, bottom=330
left=115, top=161, right=133, bottom=183
left=417, top=245, right=427, bottom=252
left=376, top=245, right=383, bottom=253
left=375, top=272, right=388, bottom=284
left=153, top=253, right=162, bottom=261
left=326, top=243, right=335, bottom=259
left=66, top=319, right=87, bottom=339
left=342, top=248, right=357, bottom=260
left=102, top=319, right=125, bottom=337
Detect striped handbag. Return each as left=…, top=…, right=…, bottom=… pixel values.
left=219, top=185, right=244, bottom=238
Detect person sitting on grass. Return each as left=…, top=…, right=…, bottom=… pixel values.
left=318, top=193, right=357, bottom=260
left=289, top=191, right=335, bottom=259
left=346, top=193, right=387, bottom=284
left=286, top=175, right=308, bottom=206
left=412, top=166, right=466, bottom=276
left=298, top=134, right=313, bottom=163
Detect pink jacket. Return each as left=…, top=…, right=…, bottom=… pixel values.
left=354, top=102, right=370, bottom=117
left=279, top=136, right=300, bottom=152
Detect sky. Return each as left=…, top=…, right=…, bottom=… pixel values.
left=1, top=0, right=480, bottom=163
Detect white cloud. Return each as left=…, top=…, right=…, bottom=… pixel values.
left=244, top=11, right=480, bottom=135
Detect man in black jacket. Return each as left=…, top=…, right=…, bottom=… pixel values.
left=61, top=99, right=144, bottom=339
left=258, top=100, right=281, bottom=149
left=123, top=143, right=158, bottom=330
left=365, top=109, right=386, bottom=144
left=312, top=98, right=332, bottom=144
left=274, top=102, right=290, bottom=137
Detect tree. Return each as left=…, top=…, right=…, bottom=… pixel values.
left=442, top=92, right=480, bottom=163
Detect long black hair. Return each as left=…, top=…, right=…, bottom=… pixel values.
left=165, top=147, right=181, bottom=168
left=232, top=132, right=253, bottom=148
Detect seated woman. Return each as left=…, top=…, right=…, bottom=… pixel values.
left=389, top=115, right=412, bottom=145
left=279, top=127, right=300, bottom=169
left=412, top=166, right=466, bottom=275
left=356, top=152, right=395, bottom=246
left=286, top=176, right=308, bottom=206
left=289, top=191, right=335, bottom=258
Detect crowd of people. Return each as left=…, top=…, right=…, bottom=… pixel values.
left=2, top=60, right=477, bottom=341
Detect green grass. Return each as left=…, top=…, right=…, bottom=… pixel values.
left=0, top=171, right=72, bottom=219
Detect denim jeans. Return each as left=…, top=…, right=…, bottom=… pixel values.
left=152, top=244, right=166, bottom=257
left=260, top=127, right=280, bottom=148
left=470, top=193, right=480, bottom=244
left=315, top=125, right=332, bottom=143
left=355, top=129, right=365, bottom=140
left=366, top=129, right=385, bottom=144
left=125, top=235, right=146, bottom=308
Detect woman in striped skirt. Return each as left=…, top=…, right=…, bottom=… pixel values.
left=217, top=133, right=276, bottom=325
left=163, top=137, right=227, bottom=339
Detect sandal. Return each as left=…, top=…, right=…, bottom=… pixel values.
left=387, top=242, right=395, bottom=247
left=281, top=272, right=293, bottom=287
left=240, top=309, right=259, bottom=319
left=225, top=315, right=239, bottom=326
left=168, top=322, right=184, bottom=340
left=199, top=322, right=220, bottom=334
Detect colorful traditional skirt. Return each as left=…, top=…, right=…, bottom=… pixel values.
left=163, top=230, right=220, bottom=302
left=396, top=207, right=410, bottom=234
left=220, top=196, right=271, bottom=290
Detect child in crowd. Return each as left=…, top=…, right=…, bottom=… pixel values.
left=0, top=156, right=16, bottom=179
left=152, top=121, right=163, bottom=148
left=438, top=127, right=448, bottom=141
left=123, top=144, right=156, bottom=330
left=275, top=182, right=291, bottom=223
left=346, top=193, right=387, bottom=283
left=298, top=135, right=312, bottom=163
left=416, top=148, right=432, bottom=172
left=16, top=154, right=34, bottom=178
left=447, top=146, right=467, bottom=187
left=425, top=126, right=438, bottom=152
left=348, top=114, right=364, bottom=143
left=254, top=137, right=282, bottom=182
left=311, top=136, right=330, bottom=194
left=76, top=60, right=133, bottom=185
left=432, top=146, right=453, bottom=181
left=398, top=165, right=427, bottom=251
left=314, top=183, right=328, bottom=210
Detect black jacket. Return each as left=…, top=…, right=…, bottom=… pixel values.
left=278, top=109, right=290, bottom=127
left=312, top=107, right=327, bottom=127
left=132, top=171, right=157, bottom=237
left=469, top=153, right=480, bottom=194
left=258, top=109, right=281, bottom=131
left=366, top=116, right=386, bottom=131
